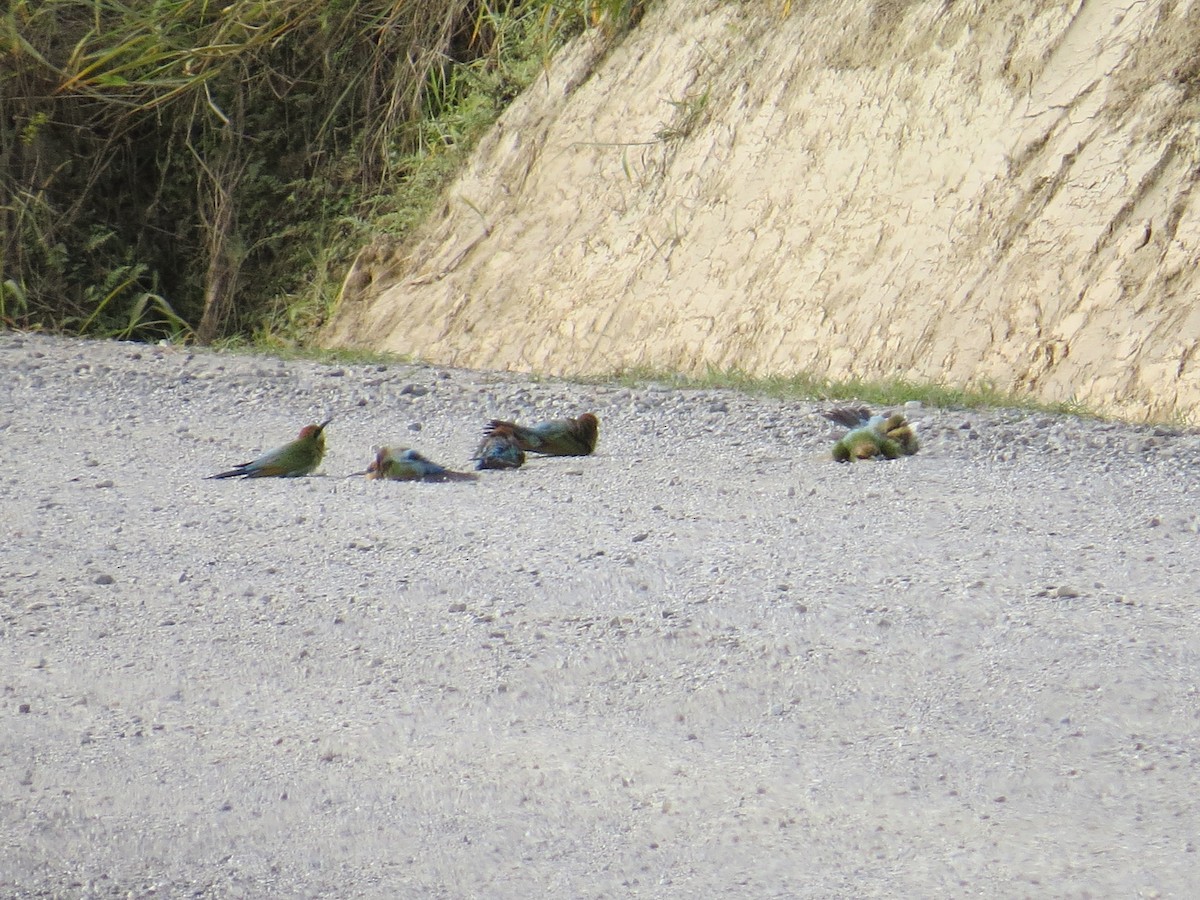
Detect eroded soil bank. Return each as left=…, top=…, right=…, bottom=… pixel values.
left=327, top=0, right=1200, bottom=423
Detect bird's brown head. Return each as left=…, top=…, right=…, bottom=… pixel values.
left=574, top=413, right=599, bottom=451
left=300, top=418, right=332, bottom=440
left=364, top=446, right=391, bottom=480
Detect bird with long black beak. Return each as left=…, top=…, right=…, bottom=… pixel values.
left=209, top=419, right=331, bottom=478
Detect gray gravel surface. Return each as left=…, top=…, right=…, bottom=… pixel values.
left=2, top=333, right=1199, bottom=898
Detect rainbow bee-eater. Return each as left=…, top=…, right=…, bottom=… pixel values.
left=824, top=407, right=918, bottom=462
left=210, top=419, right=331, bottom=478
left=481, top=412, right=598, bottom=456
left=353, top=447, right=478, bottom=482
left=473, top=427, right=526, bottom=470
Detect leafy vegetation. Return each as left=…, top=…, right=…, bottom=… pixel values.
left=1, top=0, right=646, bottom=344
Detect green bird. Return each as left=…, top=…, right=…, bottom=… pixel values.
left=210, top=419, right=331, bottom=478
left=481, top=412, right=599, bottom=456
left=354, top=446, right=478, bottom=482
left=825, top=407, right=918, bottom=462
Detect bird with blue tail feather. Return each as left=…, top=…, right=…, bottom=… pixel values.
left=352, top=446, right=478, bottom=482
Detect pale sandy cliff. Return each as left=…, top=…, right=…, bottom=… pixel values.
left=323, top=0, right=1200, bottom=423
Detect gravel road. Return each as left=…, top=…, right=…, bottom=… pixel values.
left=2, top=333, right=1199, bottom=898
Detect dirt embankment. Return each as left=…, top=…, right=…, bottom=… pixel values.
left=325, top=0, right=1200, bottom=423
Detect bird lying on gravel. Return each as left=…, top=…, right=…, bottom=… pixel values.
left=824, top=407, right=919, bottom=462
left=473, top=428, right=526, bottom=470
left=209, top=419, right=331, bottom=478
left=354, top=446, right=478, bottom=482
left=480, top=413, right=599, bottom=456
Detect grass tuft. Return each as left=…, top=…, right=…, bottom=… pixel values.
left=156, top=338, right=1136, bottom=423
left=595, top=365, right=1106, bottom=418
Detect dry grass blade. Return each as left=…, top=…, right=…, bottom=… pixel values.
left=2, top=0, right=649, bottom=343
